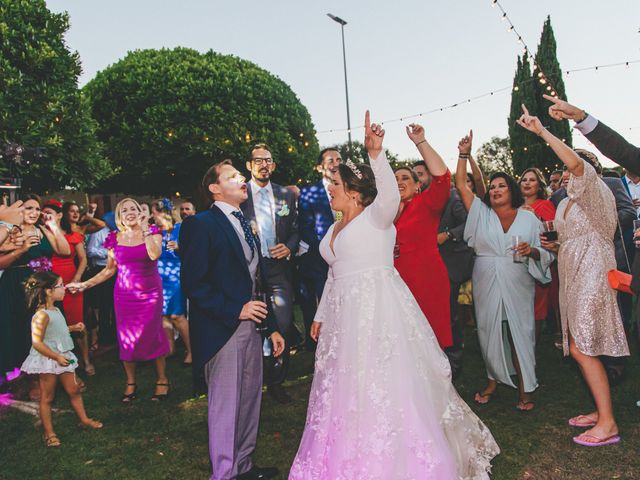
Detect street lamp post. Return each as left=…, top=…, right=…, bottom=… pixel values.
left=327, top=13, right=352, bottom=154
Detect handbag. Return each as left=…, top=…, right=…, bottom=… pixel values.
left=607, top=216, right=634, bottom=294
left=608, top=269, right=633, bottom=294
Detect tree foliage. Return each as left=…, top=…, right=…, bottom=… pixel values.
left=332, top=140, right=399, bottom=166
left=83, top=48, right=319, bottom=195
left=476, top=136, right=514, bottom=178
left=0, top=0, right=111, bottom=191
left=507, top=16, right=572, bottom=177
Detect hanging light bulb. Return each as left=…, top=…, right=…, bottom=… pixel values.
left=501, top=13, right=507, bottom=21
left=513, top=85, right=519, bottom=91
left=539, top=78, right=547, bottom=85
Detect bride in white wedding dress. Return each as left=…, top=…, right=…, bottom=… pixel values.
left=289, top=112, right=499, bottom=480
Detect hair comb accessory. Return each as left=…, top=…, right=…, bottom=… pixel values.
left=345, top=159, right=363, bottom=179
left=160, top=198, right=174, bottom=211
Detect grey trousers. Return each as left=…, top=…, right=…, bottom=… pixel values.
left=204, top=321, right=263, bottom=480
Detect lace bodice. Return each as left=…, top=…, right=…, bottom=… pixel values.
left=319, top=152, right=400, bottom=279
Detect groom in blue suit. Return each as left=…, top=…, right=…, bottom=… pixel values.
left=180, top=159, right=285, bottom=480
left=297, top=148, right=341, bottom=350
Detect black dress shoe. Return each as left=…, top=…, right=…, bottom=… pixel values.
left=267, top=384, right=292, bottom=404
left=236, top=466, right=279, bottom=479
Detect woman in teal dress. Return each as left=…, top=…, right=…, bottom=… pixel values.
left=0, top=194, right=70, bottom=381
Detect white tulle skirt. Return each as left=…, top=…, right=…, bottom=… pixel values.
left=290, top=267, right=499, bottom=480
left=21, top=348, right=77, bottom=375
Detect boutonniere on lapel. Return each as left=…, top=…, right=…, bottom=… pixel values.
left=276, top=204, right=290, bottom=217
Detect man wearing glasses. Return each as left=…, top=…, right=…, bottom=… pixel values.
left=241, top=143, right=299, bottom=404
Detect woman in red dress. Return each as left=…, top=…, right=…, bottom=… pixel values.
left=394, top=124, right=452, bottom=349
left=50, top=201, right=93, bottom=374
left=519, top=168, right=556, bottom=341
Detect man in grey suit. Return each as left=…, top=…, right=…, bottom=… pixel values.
left=437, top=185, right=474, bottom=379
left=180, top=160, right=284, bottom=480
left=242, top=143, right=299, bottom=404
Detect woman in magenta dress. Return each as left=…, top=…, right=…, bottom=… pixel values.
left=69, top=198, right=170, bottom=402
left=519, top=168, right=556, bottom=340
left=393, top=123, right=452, bottom=349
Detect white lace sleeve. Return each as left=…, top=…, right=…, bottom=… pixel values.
left=368, top=151, right=401, bottom=229
left=313, top=268, right=333, bottom=324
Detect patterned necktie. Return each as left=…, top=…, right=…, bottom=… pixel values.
left=257, top=188, right=276, bottom=257
left=231, top=210, right=255, bottom=258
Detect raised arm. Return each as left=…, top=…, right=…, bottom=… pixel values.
left=41, top=214, right=70, bottom=256
left=468, top=154, right=486, bottom=198
left=364, top=110, right=400, bottom=229
left=406, top=123, right=448, bottom=176
left=455, top=131, right=476, bottom=212
left=517, top=104, right=584, bottom=177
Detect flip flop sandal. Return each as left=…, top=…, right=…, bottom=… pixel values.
left=573, top=432, right=621, bottom=447
left=516, top=401, right=535, bottom=412
left=474, top=391, right=496, bottom=405
left=568, top=414, right=597, bottom=428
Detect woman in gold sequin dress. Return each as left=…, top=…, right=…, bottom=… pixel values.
left=517, top=105, right=629, bottom=448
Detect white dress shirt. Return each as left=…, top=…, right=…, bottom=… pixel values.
left=214, top=200, right=258, bottom=284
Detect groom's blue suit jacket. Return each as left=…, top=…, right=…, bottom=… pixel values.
left=180, top=204, right=279, bottom=369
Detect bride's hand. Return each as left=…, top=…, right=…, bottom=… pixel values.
left=364, top=110, right=385, bottom=158
left=310, top=321, right=322, bottom=342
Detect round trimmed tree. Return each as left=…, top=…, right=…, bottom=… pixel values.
left=84, top=48, right=319, bottom=195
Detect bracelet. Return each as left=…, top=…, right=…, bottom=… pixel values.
left=415, top=140, right=427, bottom=147
left=0, top=222, right=12, bottom=235
left=458, top=153, right=470, bottom=158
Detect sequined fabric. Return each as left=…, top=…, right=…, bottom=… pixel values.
left=556, top=161, right=630, bottom=357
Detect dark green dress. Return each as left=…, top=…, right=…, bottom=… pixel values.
left=0, top=234, right=54, bottom=378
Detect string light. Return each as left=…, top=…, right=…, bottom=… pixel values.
left=490, top=1, right=557, bottom=97
left=317, top=60, right=640, bottom=135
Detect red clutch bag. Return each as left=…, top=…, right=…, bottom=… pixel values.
left=608, top=270, right=633, bottom=295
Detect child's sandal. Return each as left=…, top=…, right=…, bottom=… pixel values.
left=44, top=434, right=61, bottom=447
left=79, top=419, right=103, bottom=429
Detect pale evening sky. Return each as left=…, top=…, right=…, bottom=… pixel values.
left=47, top=0, right=640, bottom=169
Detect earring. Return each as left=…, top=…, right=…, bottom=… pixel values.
left=352, top=197, right=358, bottom=207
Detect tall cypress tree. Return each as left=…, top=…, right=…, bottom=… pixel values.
left=532, top=16, right=572, bottom=175
left=508, top=52, right=538, bottom=176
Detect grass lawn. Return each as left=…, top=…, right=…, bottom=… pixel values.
left=1, top=323, right=639, bottom=480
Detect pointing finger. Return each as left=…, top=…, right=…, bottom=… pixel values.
left=543, top=93, right=559, bottom=104
left=365, top=110, right=370, bottom=131
left=521, top=104, right=530, bottom=116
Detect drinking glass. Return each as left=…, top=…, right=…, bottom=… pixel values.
left=542, top=220, right=558, bottom=242
left=252, top=292, right=268, bottom=332
left=512, top=235, right=524, bottom=263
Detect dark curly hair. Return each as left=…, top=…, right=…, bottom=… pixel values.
left=483, top=171, right=523, bottom=209
left=337, top=162, right=377, bottom=207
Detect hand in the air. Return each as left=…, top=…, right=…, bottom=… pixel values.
left=364, top=110, right=385, bottom=157
left=516, top=104, right=545, bottom=136
left=458, top=130, right=473, bottom=155
left=543, top=94, right=586, bottom=122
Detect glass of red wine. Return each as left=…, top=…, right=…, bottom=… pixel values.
left=542, top=220, right=558, bottom=242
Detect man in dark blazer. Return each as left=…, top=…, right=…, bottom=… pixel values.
left=544, top=95, right=640, bottom=381
left=241, top=143, right=299, bottom=404
left=180, top=159, right=284, bottom=480
left=297, top=148, right=341, bottom=351
left=437, top=185, right=474, bottom=379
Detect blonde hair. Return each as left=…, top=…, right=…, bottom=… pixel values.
left=114, top=197, right=142, bottom=232
left=151, top=199, right=175, bottom=229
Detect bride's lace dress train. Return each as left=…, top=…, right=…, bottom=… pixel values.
left=289, top=152, right=499, bottom=480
